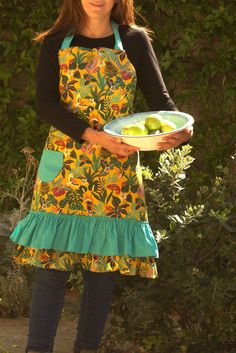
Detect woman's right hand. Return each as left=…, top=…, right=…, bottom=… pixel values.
left=81, top=128, right=139, bottom=156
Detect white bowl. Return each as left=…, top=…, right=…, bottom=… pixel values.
left=103, top=111, right=194, bottom=151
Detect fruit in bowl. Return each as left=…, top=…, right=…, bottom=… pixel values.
left=144, top=113, right=163, bottom=131
left=158, top=120, right=176, bottom=133
left=121, top=122, right=149, bottom=136
left=103, top=110, right=194, bottom=151
left=121, top=113, right=177, bottom=136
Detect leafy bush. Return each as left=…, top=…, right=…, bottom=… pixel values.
left=137, top=0, right=236, bottom=181
left=0, top=0, right=60, bottom=198
left=0, top=148, right=38, bottom=317
left=100, top=146, right=236, bottom=353
left=0, top=214, right=34, bottom=318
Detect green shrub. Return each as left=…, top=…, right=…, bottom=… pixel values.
left=0, top=0, right=60, bottom=199
left=100, top=146, right=236, bottom=353
left=0, top=148, right=38, bottom=317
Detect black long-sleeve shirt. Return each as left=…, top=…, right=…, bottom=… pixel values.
left=36, top=25, right=177, bottom=142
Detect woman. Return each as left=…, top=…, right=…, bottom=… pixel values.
left=10, top=1, right=193, bottom=352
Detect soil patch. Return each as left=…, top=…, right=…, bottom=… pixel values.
left=0, top=290, right=80, bottom=353
left=0, top=316, right=77, bottom=353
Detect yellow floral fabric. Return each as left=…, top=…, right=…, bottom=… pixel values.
left=14, top=245, right=157, bottom=279
left=14, top=44, right=158, bottom=278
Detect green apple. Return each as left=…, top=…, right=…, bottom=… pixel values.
left=121, top=123, right=149, bottom=136
left=145, top=114, right=163, bottom=131
left=160, top=120, right=177, bottom=132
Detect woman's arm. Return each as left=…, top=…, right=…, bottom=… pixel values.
left=36, top=35, right=90, bottom=142
left=131, top=29, right=177, bottom=112
left=134, top=29, right=192, bottom=148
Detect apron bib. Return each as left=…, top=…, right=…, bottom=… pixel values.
left=11, top=22, right=158, bottom=278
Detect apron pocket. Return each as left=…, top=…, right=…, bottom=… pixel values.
left=38, top=149, right=63, bottom=182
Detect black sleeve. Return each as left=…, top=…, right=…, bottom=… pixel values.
left=36, top=36, right=90, bottom=142
left=135, top=30, right=178, bottom=111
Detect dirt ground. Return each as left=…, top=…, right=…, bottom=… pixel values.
left=0, top=290, right=81, bottom=353
left=0, top=316, right=78, bottom=353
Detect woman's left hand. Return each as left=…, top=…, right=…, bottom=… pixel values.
left=156, top=126, right=193, bottom=151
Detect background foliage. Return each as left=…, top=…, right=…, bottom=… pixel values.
left=0, top=0, right=236, bottom=352
left=103, top=146, right=236, bottom=353
left=1, top=0, right=236, bottom=191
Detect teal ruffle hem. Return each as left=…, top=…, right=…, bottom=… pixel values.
left=10, top=211, right=159, bottom=258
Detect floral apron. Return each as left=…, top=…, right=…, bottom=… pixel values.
left=11, top=21, right=159, bottom=278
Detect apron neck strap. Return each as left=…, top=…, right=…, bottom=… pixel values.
left=60, top=20, right=123, bottom=50
left=61, top=35, right=74, bottom=50
left=111, top=20, right=123, bottom=50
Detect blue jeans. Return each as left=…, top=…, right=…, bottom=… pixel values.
left=25, top=268, right=116, bottom=352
